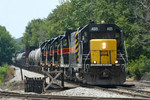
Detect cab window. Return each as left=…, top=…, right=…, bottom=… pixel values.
left=63, top=39, right=67, bottom=47
left=82, top=32, right=88, bottom=43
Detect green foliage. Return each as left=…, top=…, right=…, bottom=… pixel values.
left=128, top=55, right=150, bottom=80
left=0, top=26, right=17, bottom=66
left=146, top=72, right=150, bottom=80
left=0, top=64, right=10, bottom=84
left=15, top=37, right=24, bottom=52
left=22, top=19, right=46, bottom=48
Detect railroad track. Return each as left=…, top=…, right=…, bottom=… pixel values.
left=92, top=86, right=150, bottom=99
left=140, top=80, right=150, bottom=85
left=0, top=91, right=145, bottom=100
left=116, top=86, right=150, bottom=97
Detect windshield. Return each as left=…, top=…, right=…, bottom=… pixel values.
left=91, top=32, right=115, bottom=39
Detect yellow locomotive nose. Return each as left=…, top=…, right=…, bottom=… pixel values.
left=90, top=39, right=117, bottom=64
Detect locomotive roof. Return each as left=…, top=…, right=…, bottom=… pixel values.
left=58, top=35, right=64, bottom=39
left=53, top=35, right=64, bottom=42
left=40, top=40, right=48, bottom=48
left=47, top=38, right=54, bottom=44
left=63, top=23, right=122, bottom=36
left=80, top=23, right=122, bottom=33
left=65, top=30, right=76, bottom=36
left=89, top=23, right=121, bottom=29
left=42, top=35, right=62, bottom=46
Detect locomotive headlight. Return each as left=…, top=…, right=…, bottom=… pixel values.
left=115, top=60, right=118, bottom=64
left=102, top=42, right=106, bottom=49
left=102, top=45, right=106, bottom=49
left=93, top=61, right=97, bottom=64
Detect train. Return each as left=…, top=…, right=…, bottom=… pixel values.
left=15, top=21, right=127, bottom=85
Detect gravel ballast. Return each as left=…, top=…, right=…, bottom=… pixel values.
left=48, top=87, right=133, bottom=98
left=2, top=65, right=140, bottom=98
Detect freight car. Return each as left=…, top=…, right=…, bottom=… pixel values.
left=16, top=22, right=127, bottom=86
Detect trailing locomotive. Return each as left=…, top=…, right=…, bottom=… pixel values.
left=16, top=22, right=126, bottom=85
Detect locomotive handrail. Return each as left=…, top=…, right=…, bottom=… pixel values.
left=83, top=51, right=91, bottom=73
left=119, top=52, right=127, bottom=72
left=123, top=40, right=128, bottom=72
left=77, top=25, right=88, bottom=33
left=119, top=52, right=126, bottom=63
left=124, top=40, right=128, bottom=62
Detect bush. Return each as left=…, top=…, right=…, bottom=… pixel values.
left=128, top=55, right=150, bottom=80
left=0, top=64, right=10, bottom=83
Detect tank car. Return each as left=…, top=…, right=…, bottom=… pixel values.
left=15, top=52, right=26, bottom=66
left=28, top=48, right=41, bottom=65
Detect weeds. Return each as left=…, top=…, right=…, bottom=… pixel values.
left=0, top=64, right=13, bottom=84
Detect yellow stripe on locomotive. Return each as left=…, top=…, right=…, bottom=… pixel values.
left=90, top=39, right=117, bottom=64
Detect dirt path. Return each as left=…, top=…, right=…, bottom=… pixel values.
left=7, top=65, right=44, bottom=84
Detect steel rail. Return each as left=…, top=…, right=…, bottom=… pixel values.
left=117, top=86, right=150, bottom=97
left=93, top=86, right=150, bottom=98
left=0, top=91, right=146, bottom=100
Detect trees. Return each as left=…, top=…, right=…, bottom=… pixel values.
left=22, top=19, right=46, bottom=48
left=126, top=0, right=150, bottom=59
left=0, top=25, right=17, bottom=66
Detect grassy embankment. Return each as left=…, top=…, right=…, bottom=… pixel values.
left=0, top=64, right=15, bottom=84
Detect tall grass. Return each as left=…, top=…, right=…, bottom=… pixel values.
left=0, top=64, right=10, bottom=84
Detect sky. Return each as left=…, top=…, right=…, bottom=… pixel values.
left=0, top=0, right=60, bottom=39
